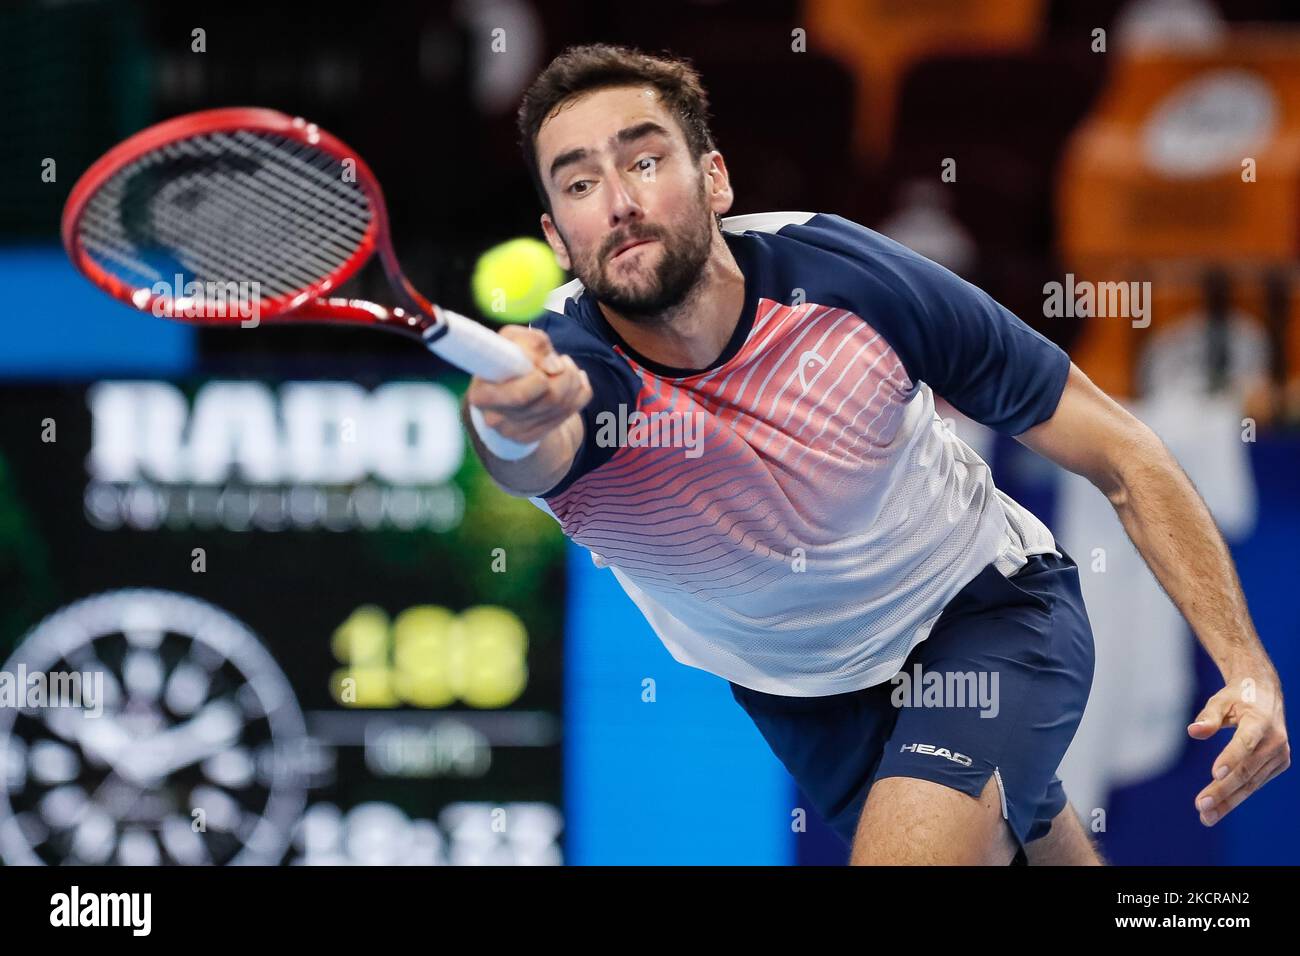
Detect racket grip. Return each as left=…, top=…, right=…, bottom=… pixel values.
left=425, top=309, right=535, bottom=383
left=428, top=309, right=540, bottom=460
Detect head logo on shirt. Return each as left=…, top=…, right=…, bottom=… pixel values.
left=797, top=350, right=827, bottom=394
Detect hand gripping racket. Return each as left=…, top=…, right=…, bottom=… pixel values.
left=61, top=106, right=536, bottom=420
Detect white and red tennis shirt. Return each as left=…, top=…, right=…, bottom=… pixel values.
left=529, top=212, right=1069, bottom=696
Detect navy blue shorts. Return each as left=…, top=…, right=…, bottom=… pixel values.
left=728, top=548, right=1095, bottom=862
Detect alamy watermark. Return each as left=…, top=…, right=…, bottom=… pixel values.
left=50, top=886, right=151, bottom=935
left=594, top=405, right=707, bottom=459
left=0, top=666, right=104, bottom=717
left=890, top=663, right=1000, bottom=718
left=1043, top=273, right=1151, bottom=328
left=148, top=274, right=261, bottom=327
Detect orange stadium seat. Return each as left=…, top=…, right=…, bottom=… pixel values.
left=1057, top=29, right=1300, bottom=403
left=802, top=0, right=1047, bottom=161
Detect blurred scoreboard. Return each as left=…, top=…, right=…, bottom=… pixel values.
left=0, top=375, right=566, bottom=865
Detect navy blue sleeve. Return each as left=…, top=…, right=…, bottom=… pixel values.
left=786, top=214, right=1071, bottom=435
left=529, top=309, right=641, bottom=497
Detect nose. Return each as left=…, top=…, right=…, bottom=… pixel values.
left=606, top=175, right=645, bottom=231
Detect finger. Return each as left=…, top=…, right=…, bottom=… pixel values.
left=494, top=324, right=550, bottom=351
left=469, top=369, right=553, bottom=411
left=483, top=368, right=590, bottom=442
left=1213, top=714, right=1271, bottom=778
left=1195, top=716, right=1277, bottom=807
left=1198, top=754, right=1288, bottom=826
left=1196, top=744, right=1275, bottom=810
left=574, top=369, right=593, bottom=410
left=500, top=363, right=586, bottom=422
left=494, top=408, right=577, bottom=444
left=482, top=401, right=566, bottom=438
left=497, top=326, right=566, bottom=375
left=551, top=361, right=592, bottom=413
left=517, top=375, right=592, bottom=439
left=1187, top=694, right=1232, bottom=739
left=508, top=359, right=587, bottom=413
left=489, top=417, right=557, bottom=444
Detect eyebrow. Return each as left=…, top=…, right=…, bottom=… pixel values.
left=547, top=121, right=673, bottom=184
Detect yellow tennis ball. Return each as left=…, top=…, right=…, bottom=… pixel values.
left=471, top=237, right=565, bottom=323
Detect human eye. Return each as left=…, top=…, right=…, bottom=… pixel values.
left=566, top=179, right=593, bottom=196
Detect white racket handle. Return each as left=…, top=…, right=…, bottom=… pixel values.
left=426, top=309, right=540, bottom=460
left=425, top=308, right=535, bottom=381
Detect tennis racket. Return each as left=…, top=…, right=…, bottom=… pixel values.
left=61, top=106, right=535, bottom=385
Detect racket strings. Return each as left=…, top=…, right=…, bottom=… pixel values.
left=116, top=132, right=368, bottom=291
left=80, top=156, right=347, bottom=302
left=134, top=148, right=329, bottom=292
left=81, top=158, right=320, bottom=300
left=100, top=141, right=344, bottom=296
left=80, top=145, right=292, bottom=292
left=80, top=183, right=306, bottom=302
left=175, top=133, right=368, bottom=267
left=143, top=131, right=371, bottom=264
left=228, top=131, right=371, bottom=232
left=76, top=130, right=374, bottom=308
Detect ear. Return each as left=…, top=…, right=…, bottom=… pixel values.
left=540, top=213, right=572, bottom=271
left=703, top=150, right=734, bottom=218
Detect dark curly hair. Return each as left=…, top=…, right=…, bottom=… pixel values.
left=516, top=43, right=720, bottom=220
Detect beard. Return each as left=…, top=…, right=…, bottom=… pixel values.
left=564, top=191, right=715, bottom=324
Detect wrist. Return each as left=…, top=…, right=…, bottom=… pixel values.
left=1221, top=650, right=1277, bottom=685
left=468, top=403, right=540, bottom=461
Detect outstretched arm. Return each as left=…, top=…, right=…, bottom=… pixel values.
left=1016, top=362, right=1289, bottom=827
left=462, top=325, right=590, bottom=498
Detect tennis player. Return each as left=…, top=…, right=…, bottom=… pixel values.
left=463, top=44, right=1289, bottom=864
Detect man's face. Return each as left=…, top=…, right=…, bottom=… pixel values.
left=535, top=85, right=731, bottom=322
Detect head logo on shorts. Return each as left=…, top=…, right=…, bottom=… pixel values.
left=899, top=742, right=973, bottom=767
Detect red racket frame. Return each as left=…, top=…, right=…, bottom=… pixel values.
left=63, top=107, right=439, bottom=341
